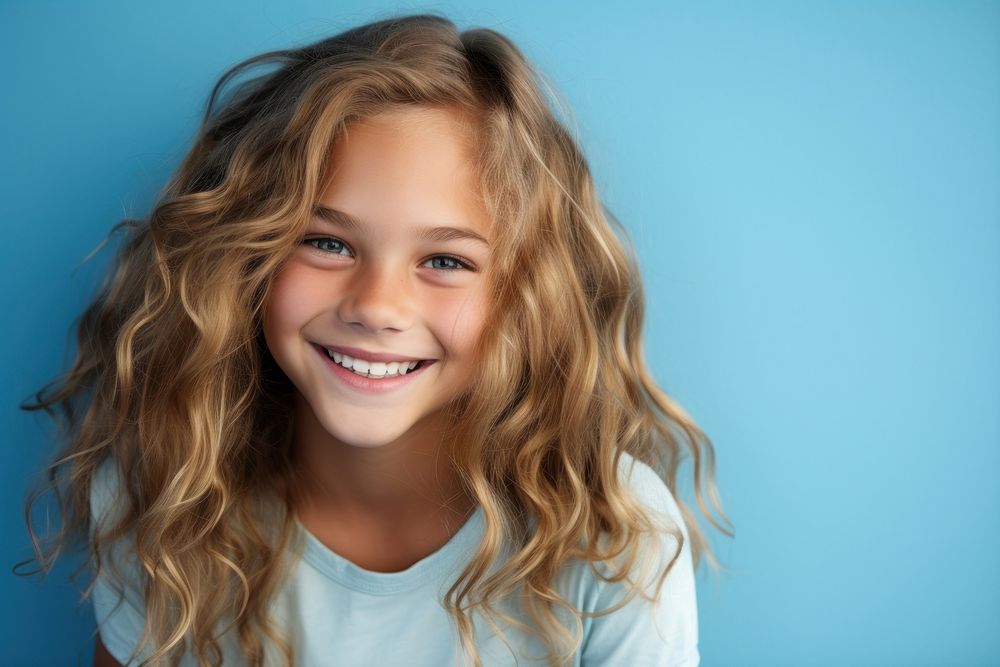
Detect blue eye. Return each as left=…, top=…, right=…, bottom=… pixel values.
left=423, top=256, right=474, bottom=271
left=302, top=236, right=475, bottom=272
left=303, top=237, right=351, bottom=256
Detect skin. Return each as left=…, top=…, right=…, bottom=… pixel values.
left=93, top=637, right=121, bottom=667
left=262, top=104, right=493, bottom=572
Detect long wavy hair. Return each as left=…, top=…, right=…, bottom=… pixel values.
left=18, top=12, right=732, bottom=667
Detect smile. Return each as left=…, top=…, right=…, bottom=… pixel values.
left=310, top=343, right=436, bottom=392
left=325, top=348, right=427, bottom=379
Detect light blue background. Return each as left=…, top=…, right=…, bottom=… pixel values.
left=3, top=1, right=998, bottom=665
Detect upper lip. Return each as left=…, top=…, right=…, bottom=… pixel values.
left=314, top=343, right=430, bottom=363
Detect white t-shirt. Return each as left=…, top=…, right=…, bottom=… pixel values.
left=90, top=451, right=699, bottom=666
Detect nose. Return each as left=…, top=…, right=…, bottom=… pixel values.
left=336, top=262, right=414, bottom=334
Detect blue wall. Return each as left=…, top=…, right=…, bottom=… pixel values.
left=3, top=1, right=997, bottom=665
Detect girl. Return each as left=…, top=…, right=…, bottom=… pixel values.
left=20, top=13, right=731, bottom=667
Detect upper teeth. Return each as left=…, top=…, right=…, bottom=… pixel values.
left=326, top=349, right=420, bottom=378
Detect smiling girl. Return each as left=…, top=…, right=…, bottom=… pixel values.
left=269, top=105, right=495, bottom=574
left=20, top=13, right=731, bottom=667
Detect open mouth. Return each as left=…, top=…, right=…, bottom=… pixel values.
left=312, top=343, right=435, bottom=379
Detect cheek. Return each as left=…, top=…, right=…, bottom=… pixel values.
left=261, top=292, right=289, bottom=364
left=264, top=265, right=325, bottom=334
left=262, top=270, right=314, bottom=368
left=263, top=278, right=294, bottom=340
left=435, top=289, right=489, bottom=357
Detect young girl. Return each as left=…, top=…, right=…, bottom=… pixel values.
left=20, top=13, right=731, bottom=667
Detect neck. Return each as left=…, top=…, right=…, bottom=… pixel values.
left=289, top=395, right=475, bottom=528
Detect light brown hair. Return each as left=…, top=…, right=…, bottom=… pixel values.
left=19, top=13, right=732, bottom=666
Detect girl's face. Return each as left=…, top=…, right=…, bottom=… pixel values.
left=263, top=105, right=492, bottom=450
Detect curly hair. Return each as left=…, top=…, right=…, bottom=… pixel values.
left=18, top=12, right=732, bottom=667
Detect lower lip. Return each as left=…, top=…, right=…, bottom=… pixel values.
left=312, top=343, right=434, bottom=394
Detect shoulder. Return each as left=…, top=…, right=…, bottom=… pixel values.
left=88, top=454, right=142, bottom=586
left=615, top=451, right=689, bottom=543
left=88, top=457, right=154, bottom=666
left=89, top=456, right=128, bottom=534
left=569, top=452, right=699, bottom=666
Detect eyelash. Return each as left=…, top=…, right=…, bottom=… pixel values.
left=302, top=236, right=476, bottom=272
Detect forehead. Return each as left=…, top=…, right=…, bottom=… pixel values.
left=351, top=104, right=480, bottom=147
left=331, top=105, right=480, bottom=173
left=320, top=105, right=490, bottom=236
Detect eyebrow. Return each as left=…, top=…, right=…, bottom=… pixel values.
left=312, top=205, right=490, bottom=248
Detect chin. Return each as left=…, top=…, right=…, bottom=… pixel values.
left=320, top=418, right=408, bottom=450
left=336, top=433, right=402, bottom=449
